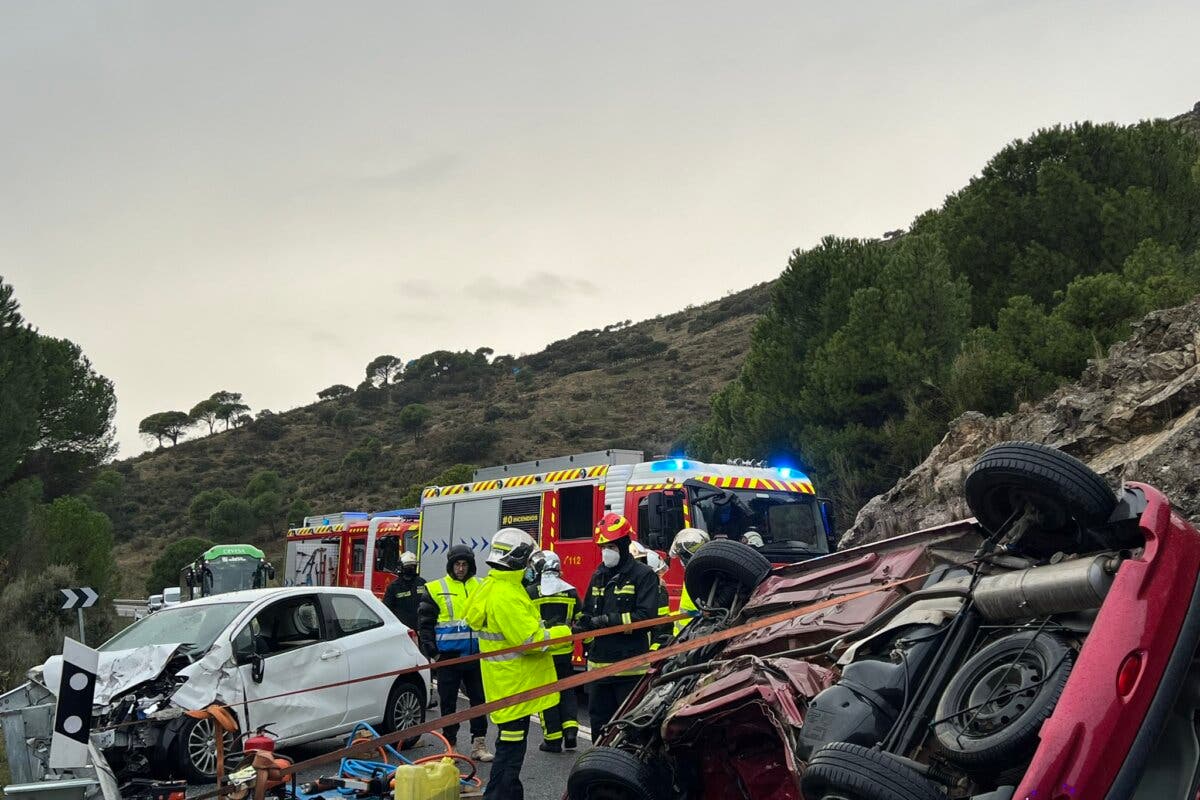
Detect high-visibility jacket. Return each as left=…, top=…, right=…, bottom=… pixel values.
left=527, top=584, right=580, bottom=656
left=416, top=574, right=482, bottom=657
left=674, top=583, right=698, bottom=636
left=463, top=570, right=572, bottom=724
left=650, top=582, right=671, bottom=650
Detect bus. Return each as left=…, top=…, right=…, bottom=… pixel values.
left=180, top=543, right=275, bottom=600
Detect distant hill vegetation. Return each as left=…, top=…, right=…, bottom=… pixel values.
left=108, top=103, right=1200, bottom=595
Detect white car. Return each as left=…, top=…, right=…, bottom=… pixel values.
left=38, top=586, right=430, bottom=783
left=161, top=587, right=182, bottom=608
left=147, top=594, right=164, bottom=613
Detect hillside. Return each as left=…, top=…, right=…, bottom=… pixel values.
left=844, top=294, right=1200, bottom=544
left=109, top=283, right=772, bottom=590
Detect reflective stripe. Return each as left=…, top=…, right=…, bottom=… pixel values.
left=477, top=631, right=506, bottom=642
left=588, top=659, right=648, bottom=676
left=657, top=606, right=670, bottom=616
left=499, top=729, right=526, bottom=742
left=486, top=651, right=520, bottom=662
left=613, top=586, right=636, bottom=595
left=621, top=612, right=632, bottom=624
left=533, top=596, right=577, bottom=619
left=562, top=720, right=579, bottom=731
left=435, top=629, right=474, bottom=640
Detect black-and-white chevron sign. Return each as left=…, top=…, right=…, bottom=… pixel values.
left=60, top=587, right=99, bottom=610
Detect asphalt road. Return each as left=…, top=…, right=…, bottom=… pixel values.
left=192, top=688, right=590, bottom=800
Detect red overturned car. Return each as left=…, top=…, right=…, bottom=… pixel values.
left=567, top=442, right=1200, bottom=800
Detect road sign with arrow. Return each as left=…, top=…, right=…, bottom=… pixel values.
left=60, top=587, right=99, bottom=609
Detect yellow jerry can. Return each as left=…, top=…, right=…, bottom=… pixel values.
left=393, top=757, right=460, bottom=800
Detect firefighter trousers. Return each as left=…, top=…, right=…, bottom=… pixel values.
left=588, top=674, right=642, bottom=735
left=434, top=660, right=487, bottom=742
left=539, top=655, right=578, bottom=743
left=484, top=718, right=530, bottom=800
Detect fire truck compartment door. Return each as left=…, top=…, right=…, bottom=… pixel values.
left=451, top=498, right=502, bottom=578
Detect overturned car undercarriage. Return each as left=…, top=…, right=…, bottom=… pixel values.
left=570, top=442, right=1200, bottom=800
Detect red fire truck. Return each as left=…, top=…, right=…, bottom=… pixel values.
left=283, top=510, right=421, bottom=598
left=417, top=450, right=837, bottom=605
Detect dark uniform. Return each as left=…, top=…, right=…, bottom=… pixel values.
left=579, top=544, right=659, bottom=733
left=382, top=570, right=425, bottom=630
left=527, top=579, right=581, bottom=749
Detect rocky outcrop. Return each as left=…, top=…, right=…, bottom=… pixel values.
left=844, top=296, right=1200, bottom=545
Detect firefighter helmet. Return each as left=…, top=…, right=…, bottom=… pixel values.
left=742, top=530, right=765, bottom=548
left=645, top=549, right=667, bottom=574
left=400, top=551, right=418, bottom=567
left=594, top=513, right=634, bottom=546
left=486, top=527, right=537, bottom=571
left=629, top=540, right=648, bottom=562
left=531, top=548, right=562, bottom=576
left=669, top=528, right=710, bottom=564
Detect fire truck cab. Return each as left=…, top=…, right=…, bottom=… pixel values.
left=418, top=450, right=836, bottom=604
left=284, top=509, right=421, bottom=598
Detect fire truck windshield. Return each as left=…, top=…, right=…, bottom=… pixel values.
left=690, top=488, right=829, bottom=556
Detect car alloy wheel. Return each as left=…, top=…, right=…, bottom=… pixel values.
left=391, top=687, right=423, bottom=731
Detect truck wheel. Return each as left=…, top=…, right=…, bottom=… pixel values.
left=683, top=540, right=771, bottom=609
left=965, top=441, right=1118, bottom=557
left=175, top=715, right=239, bottom=783
left=801, top=742, right=944, bottom=800
left=383, top=679, right=426, bottom=749
left=567, top=746, right=661, bottom=800
left=933, top=631, right=1073, bottom=767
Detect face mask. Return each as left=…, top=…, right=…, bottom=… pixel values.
left=402, top=565, right=417, bottom=576
left=602, top=548, right=620, bottom=569
left=523, top=566, right=537, bottom=585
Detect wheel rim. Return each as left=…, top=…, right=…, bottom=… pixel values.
left=585, top=784, right=641, bottom=800
left=957, top=657, right=1042, bottom=738
left=187, top=718, right=237, bottom=776
left=392, top=688, right=423, bottom=731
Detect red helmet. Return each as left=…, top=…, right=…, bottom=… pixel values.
left=594, top=513, right=634, bottom=546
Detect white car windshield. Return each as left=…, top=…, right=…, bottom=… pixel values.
left=100, top=602, right=250, bottom=654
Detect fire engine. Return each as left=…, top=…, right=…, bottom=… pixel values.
left=418, top=449, right=837, bottom=604
left=283, top=509, right=421, bottom=598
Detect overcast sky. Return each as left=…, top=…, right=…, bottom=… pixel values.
left=4, top=1, right=1198, bottom=458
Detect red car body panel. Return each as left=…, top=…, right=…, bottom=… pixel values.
left=1015, top=483, right=1200, bottom=800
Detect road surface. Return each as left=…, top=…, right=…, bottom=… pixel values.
left=192, top=688, right=591, bottom=799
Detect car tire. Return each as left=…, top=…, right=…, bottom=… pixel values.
left=175, top=715, right=239, bottom=784
left=965, top=441, right=1119, bottom=556
left=566, top=746, right=661, bottom=800
left=800, top=742, right=944, bottom=800
left=383, top=678, right=426, bottom=750
left=683, top=540, right=771, bottom=609
left=933, top=631, right=1073, bottom=767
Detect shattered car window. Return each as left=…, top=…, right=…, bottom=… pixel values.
left=100, top=602, right=250, bottom=654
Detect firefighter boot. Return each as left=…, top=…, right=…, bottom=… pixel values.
left=471, top=735, right=494, bottom=762
left=563, top=729, right=578, bottom=750
left=539, top=739, right=563, bottom=754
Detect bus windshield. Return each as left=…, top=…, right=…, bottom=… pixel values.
left=203, top=555, right=264, bottom=594
left=689, top=486, right=830, bottom=556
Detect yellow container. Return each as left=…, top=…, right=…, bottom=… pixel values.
left=393, top=757, right=460, bottom=800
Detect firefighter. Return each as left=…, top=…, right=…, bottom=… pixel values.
left=382, top=551, right=424, bottom=630
left=574, top=513, right=659, bottom=733
left=644, top=549, right=673, bottom=649
left=463, top=529, right=572, bottom=800
left=669, top=528, right=710, bottom=635
left=526, top=549, right=581, bottom=751
left=415, top=544, right=494, bottom=762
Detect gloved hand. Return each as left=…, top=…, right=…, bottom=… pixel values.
left=572, top=614, right=595, bottom=633
left=590, top=614, right=610, bottom=630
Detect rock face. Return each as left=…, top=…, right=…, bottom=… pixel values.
left=844, top=296, right=1200, bottom=545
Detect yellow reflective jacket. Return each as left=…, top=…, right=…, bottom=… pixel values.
left=463, top=570, right=572, bottom=724
left=674, top=583, right=697, bottom=636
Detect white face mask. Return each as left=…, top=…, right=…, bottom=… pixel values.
left=602, top=548, right=620, bottom=568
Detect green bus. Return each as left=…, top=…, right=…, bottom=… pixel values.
left=180, top=544, right=275, bottom=600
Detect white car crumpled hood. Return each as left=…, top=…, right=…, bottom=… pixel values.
left=41, top=644, right=183, bottom=706
left=169, top=641, right=241, bottom=711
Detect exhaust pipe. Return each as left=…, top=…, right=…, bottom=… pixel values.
left=973, top=554, right=1120, bottom=622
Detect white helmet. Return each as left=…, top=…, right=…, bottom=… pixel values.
left=645, top=549, right=667, bottom=574
left=742, top=531, right=765, bottom=548
left=628, top=540, right=648, bottom=562
left=400, top=551, right=418, bottom=567
left=530, top=549, right=562, bottom=575
left=670, top=528, right=710, bottom=565
left=486, top=527, right=537, bottom=571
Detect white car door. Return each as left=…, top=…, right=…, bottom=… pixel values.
left=232, top=594, right=349, bottom=743
left=326, top=592, right=411, bottom=727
